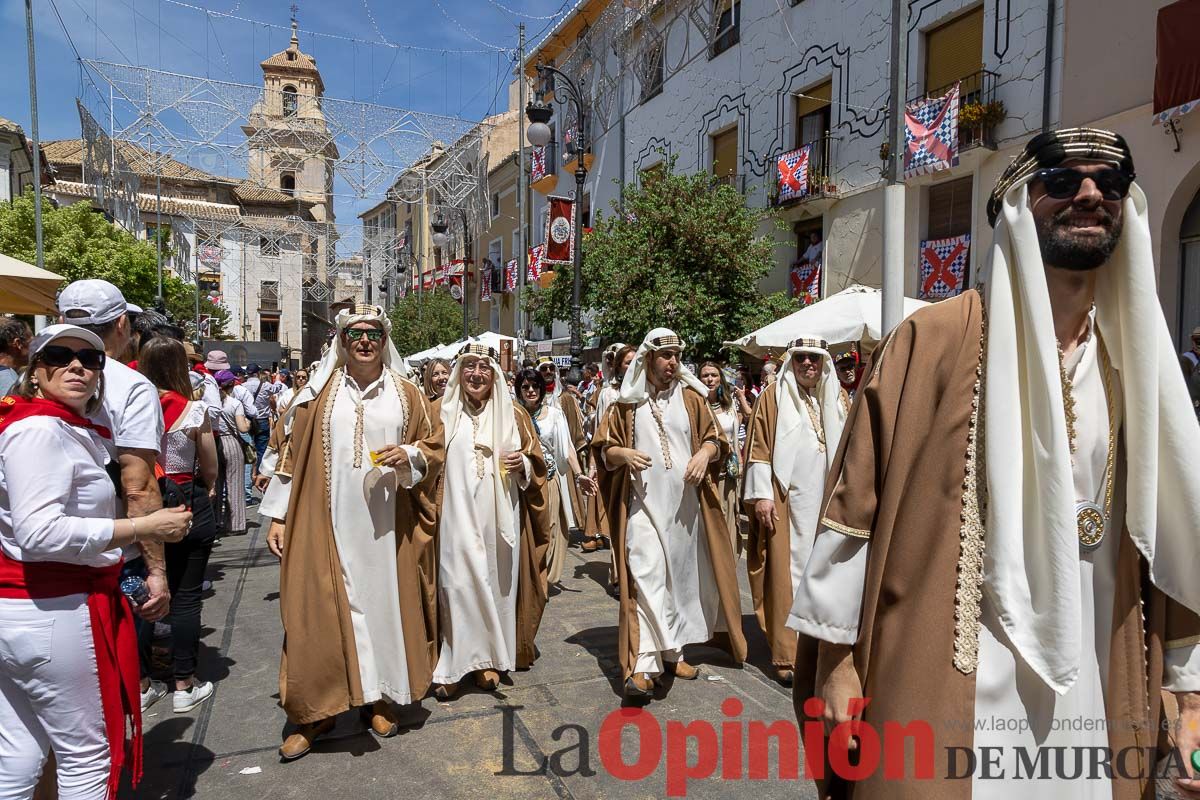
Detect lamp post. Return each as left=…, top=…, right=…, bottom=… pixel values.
left=525, top=61, right=587, bottom=386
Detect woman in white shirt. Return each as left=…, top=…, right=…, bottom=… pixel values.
left=698, top=361, right=744, bottom=558
left=516, top=368, right=595, bottom=587
left=0, top=324, right=190, bottom=800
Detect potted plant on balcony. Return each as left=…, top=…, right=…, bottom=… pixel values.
left=958, top=99, right=1006, bottom=135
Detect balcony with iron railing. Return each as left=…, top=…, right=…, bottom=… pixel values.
left=770, top=132, right=840, bottom=210
left=909, top=68, right=1002, bottom=151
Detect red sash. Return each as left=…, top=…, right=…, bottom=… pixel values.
left=0, top=396, right=112, bottom=440
left=0, top=552, right=142, bottom=797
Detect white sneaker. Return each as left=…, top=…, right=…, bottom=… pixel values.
left=140, top=680, right=169, bottom=712
left=173, top=681, right=215, bottom=713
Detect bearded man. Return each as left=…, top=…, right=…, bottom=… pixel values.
left=790, top=129, right=1200, bottom=799
left=593, top=329, right=746, bottom=699
left=259, top=305, right=444, bottom=761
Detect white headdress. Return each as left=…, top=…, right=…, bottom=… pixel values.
left=441, top=343, right=522, bottom=547
left=618, top=328, right=709, bottom=404
left=773, top=337, right=848, bottom=485
left=982, top=162, right=1200, bottom=694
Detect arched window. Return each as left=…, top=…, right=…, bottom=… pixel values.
left=281, top=173, right=296, bottom=195
left=282, top=85, right=298, bottom=117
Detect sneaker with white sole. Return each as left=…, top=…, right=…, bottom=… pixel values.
left=173, top=681, right=215, bottom=713
left=140, top=680, right=169, bottom=713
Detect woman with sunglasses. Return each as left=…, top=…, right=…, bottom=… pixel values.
left=275, top=369, right=308, bottom=417
left=0, top=325, right=191, bottom=799
left=515, top=368, right=596, bottom=589
left=138, top=338, right=220, bottom=714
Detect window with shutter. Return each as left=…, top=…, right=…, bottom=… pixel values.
left=924, top=6, right=984, bottom=95
left=711, top=126, right=738, bottom=181
left=926, top=176, right=973, bottom=240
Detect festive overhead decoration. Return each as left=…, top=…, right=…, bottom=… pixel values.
left=789, top=258, right=821, bottom=305
left=918, top=233, right=971, bottom=301
left=528, top=244, right=544, bottom=282
left=542, top=196, right=575, bottom=266
left=777, top=144, right=812, bottom=203
left=904, top=82, right=960, bottom=178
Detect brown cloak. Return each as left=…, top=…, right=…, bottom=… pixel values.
left=593, top=385, right=747, bottom=680
left=559, top=391, right=588, bottom=525
left=799, top=289, right=1200, bottom=800
left=742, top=386, right=818, bottom=672
left=431, top=398, right=553, bottom=670
left=272, top=370, right=444, bottom=725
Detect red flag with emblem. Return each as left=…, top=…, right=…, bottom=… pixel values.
left=543, top=196, right=575, bottom=266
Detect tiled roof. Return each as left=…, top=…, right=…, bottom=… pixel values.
left=0, top=117, right=24, bottom=137
left=41, top=139, right=230, bottom=184
left=233, top=181, right=297, bottom=205
left=50, top=180, right=242, bottom=221
left=261, top=49, right=319, bottom=71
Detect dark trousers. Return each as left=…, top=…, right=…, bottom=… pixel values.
left=252, top=425, right=270, bottom=469
left=137, top=536, right=214, bottom=682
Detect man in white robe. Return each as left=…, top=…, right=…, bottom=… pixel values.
left=259, top=305, right=443, bottom=761
left=432, top=344, right=550, bottom=699
left=743, top=337, right=847, bottom=685
left=790, top=129, right=1200, bottom=798
left=594, top=329, right=745, bottom=699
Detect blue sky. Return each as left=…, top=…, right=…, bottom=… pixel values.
left=0, top=0, right=570, bottom=218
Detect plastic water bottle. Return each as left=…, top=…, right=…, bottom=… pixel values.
left=120, top=575, right=150, bottom=606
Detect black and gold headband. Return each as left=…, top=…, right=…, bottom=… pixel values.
left=458, top=343, right=500, bottom=362
left=648, top=334, right=684, bottom=350
left=987, top=127, right=1135, bottom=227
left=789, top=337, right=829, bottom=351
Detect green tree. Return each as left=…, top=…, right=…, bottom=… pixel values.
left=525, top=158, right=795, bottom=360
left=0, top=189, right=228, bottom=336
left=388, top=287, right=481, bottom=356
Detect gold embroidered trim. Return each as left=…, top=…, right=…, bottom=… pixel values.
left=800, top=389, right=826, bottom=453
left=468, top=409, right=486, bottom=479
left=820, top=516, right=871, bottom=539
left=388, top=369, right=412, bottom=443
left=321, top=369, right=342, bottom=499
left=646, top=393, right=674, bottom=470
left=1166, top=634, right=1200, bottom=650
left=839, top=388, right=851, bottom=416
left=952, top=314, right=987, bottom=675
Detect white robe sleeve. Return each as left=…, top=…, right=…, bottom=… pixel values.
left=516, top=455, right=533, bottom=490
left=743, top=462, right=774, bottom=502
left=1164, top=644, right=1200, bottom=693
left=394, top=445, right=427, bottom=489
left=258, top=473, right=292, bottom=521
left=786, top=526, right=870, bottom=645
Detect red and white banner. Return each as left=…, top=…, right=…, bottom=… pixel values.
left=542, top=196, right=575, bottom=266
left=480, top=263, right=493, bottom=302
left=904, top=82, right=960, bottom=178
left=777, top=144, right=812, bottom=203
left=528, top=244, right=544, bottom=282
left=789, top=258, right=821, bottom=305
left=918, top=233, right=970, bottom=301
left=531, top=146, right=547, bottom=184
left=504, top=259, right=518, bottom=292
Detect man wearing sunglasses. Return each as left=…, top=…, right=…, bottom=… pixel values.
left=258, top=304, right=444, bottom=761
left=788, top=128, right=1200, bottom=798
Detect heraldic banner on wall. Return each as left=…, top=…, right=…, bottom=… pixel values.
left=777, top=143, right=812, bottom=203
left=904, top=82, right=960, bottom=178
left=528, top=244, right=544, bottom=282
left=789, top=258, right=821, bottom=305
left=918, top=233, right=970, bottom=301
left=543, top=196, right=576, bottom=266
left=504, top=258, right=518, bottom=293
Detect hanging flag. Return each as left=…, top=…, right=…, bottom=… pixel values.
left=788, top=257, right=821, bottom=305
left=904, top=82, right=960, bottom=178
left=543, top=196, right=575, bottom=266
left=918, top=233, right=970, bottom=301
left=505, top=259, right=518, bottom=292
left=531, top=146, right=546, bottom=184
left=528, top=244, right=544, bottom=282
left=777, top=144, right=812, bottom=203
left=480, top=263, right=493, bottom=302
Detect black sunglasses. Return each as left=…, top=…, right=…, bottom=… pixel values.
left=796, top=352, right=824, bottom=364
left=1035, top=167, right=1133, bottom=203
left=342, top=328, right=384, bottom=342
left=39, top=344, right=106, bottom=371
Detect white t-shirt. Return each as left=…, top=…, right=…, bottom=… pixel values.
left=91, top=358, right=164, bottom=455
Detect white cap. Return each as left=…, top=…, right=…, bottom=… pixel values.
left=29, top=323, right=106, bottom=360
left=58, top=279, right=138, bottom=327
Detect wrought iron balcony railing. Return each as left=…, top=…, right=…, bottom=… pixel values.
left=910, top=68, right=1001, bottom=151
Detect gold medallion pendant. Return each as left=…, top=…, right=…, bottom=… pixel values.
left=1076, top=501, right=1105, bottom=551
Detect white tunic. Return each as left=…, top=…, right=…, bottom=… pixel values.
left=533, top=405, right=577, bottom=528
left=789, top=328, right=1199, bottom=794
left=621, top=381, right=721, bottom=674
left=260, top=370, right=422, bottom=705
left=433, top=404, right=528, bottom=684
left=744, top=390, right=827, bottom=598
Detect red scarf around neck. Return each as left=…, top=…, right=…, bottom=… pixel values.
left=0, top=396, right=112, bottom=440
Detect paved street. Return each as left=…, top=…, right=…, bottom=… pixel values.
left=130, top=513, right=818, bottom=800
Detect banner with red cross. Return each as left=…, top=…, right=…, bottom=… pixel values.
left=480, top=262, right=493, bottom=302
left=531, top=146, right=546, bottom=184
left=789, top=258, right=821, bottom=305
left=528, top=244, right=544, bottom=282
left=777, top=144, right=812, bottom=203
left=904, top=82, right=960, bottom=178
left=504, top=259, right=518, bottom=293
left=918, top=233, right=970, bottom=301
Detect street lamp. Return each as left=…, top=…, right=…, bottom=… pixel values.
left=525, top=60, right=587, bottom=386
left=430, top=214, right=449, bottom=249
left=431, top=210, right=472, bottom=340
